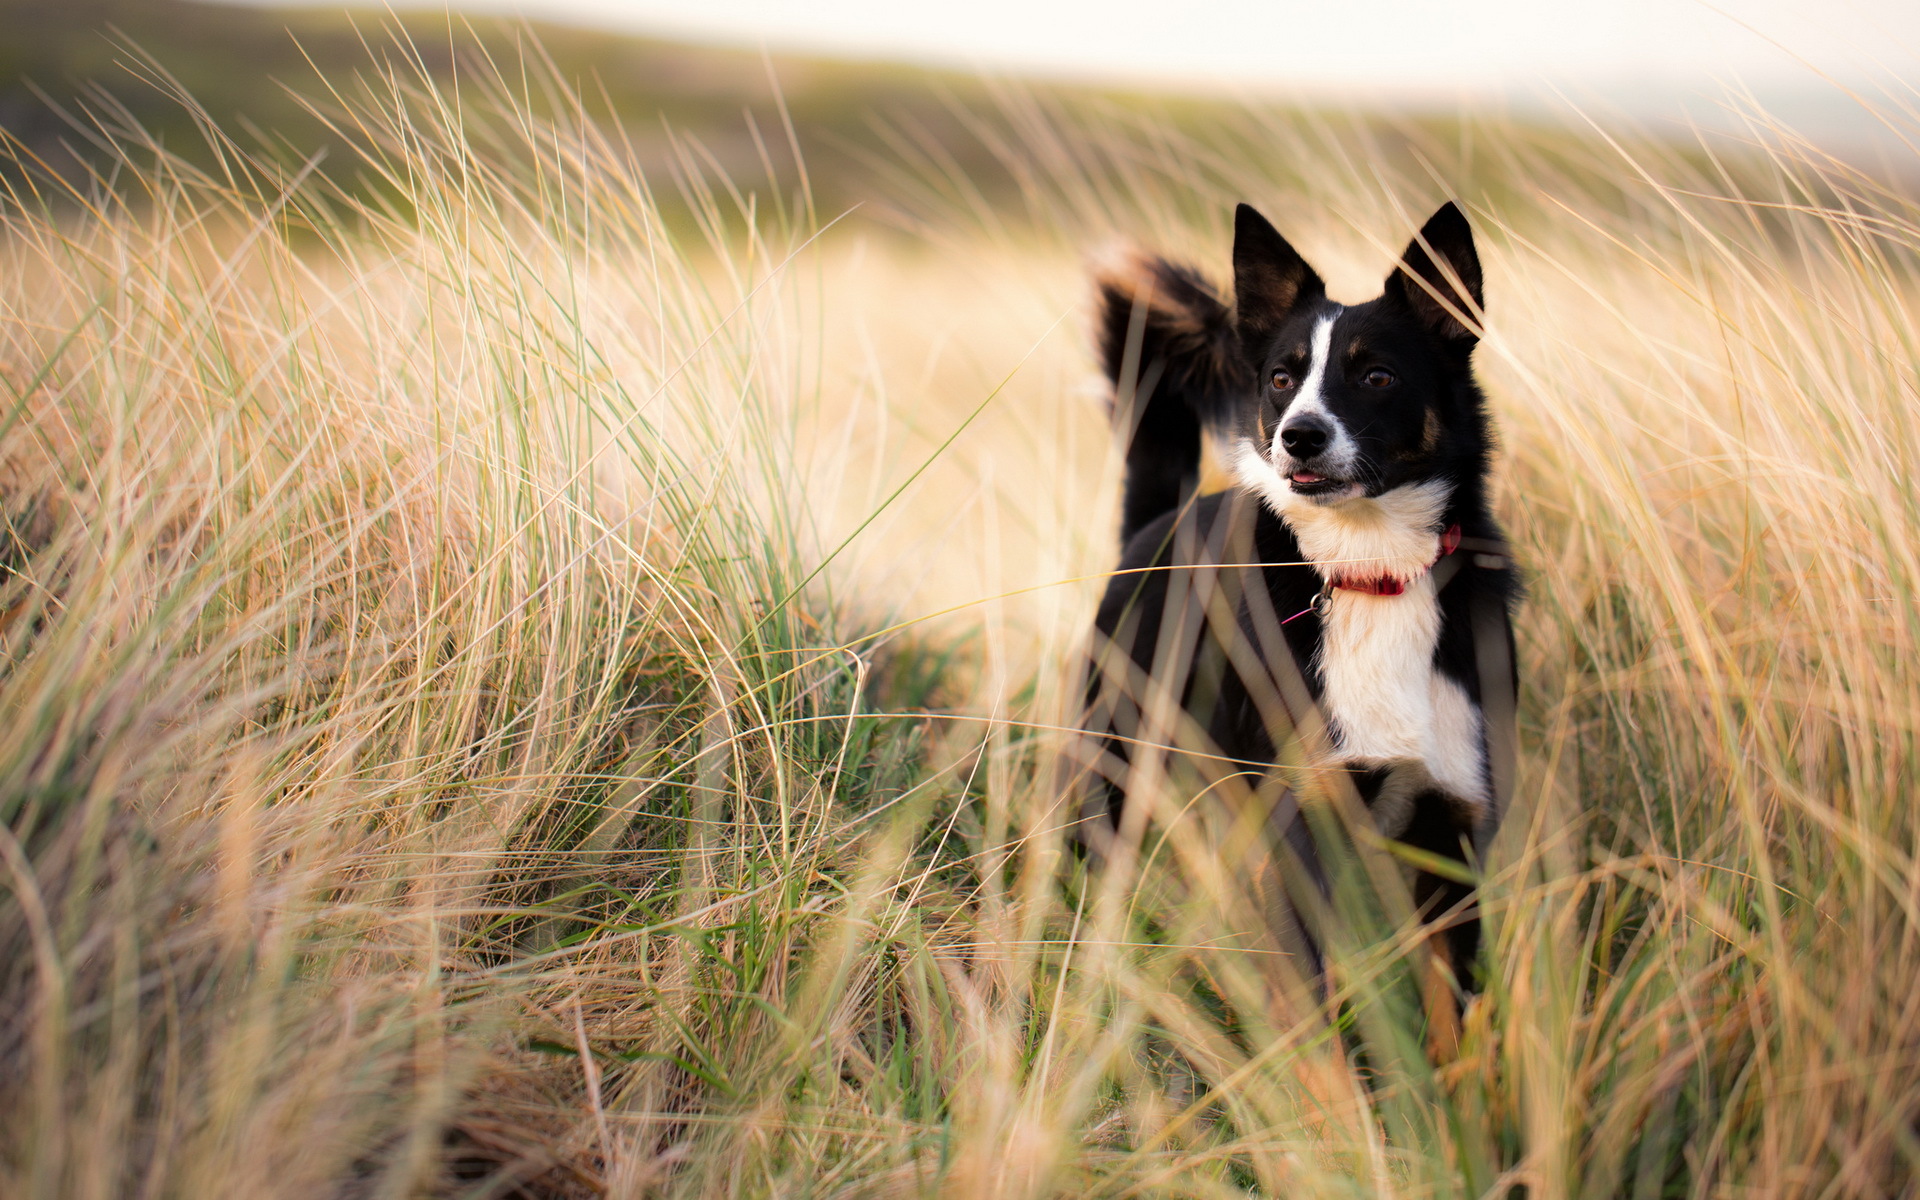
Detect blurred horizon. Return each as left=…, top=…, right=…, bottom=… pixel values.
left=213, top=0, right=1920, bottom=94
left=200, top=0, right=1920, bottom=174
left=5, top=0, right=1917, bottom=211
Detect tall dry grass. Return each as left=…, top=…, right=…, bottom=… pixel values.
left=3, top=40, right=1920, bottom=1199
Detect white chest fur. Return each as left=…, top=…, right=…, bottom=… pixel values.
left=1264, top=477, right=1490, bottom=813
left=1316, top=580, right=1488, bottom=811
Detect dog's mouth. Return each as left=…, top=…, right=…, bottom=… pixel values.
left=1287, top=469, right=1347, bottom=496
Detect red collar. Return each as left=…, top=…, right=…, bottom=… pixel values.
left=1282, top=525, right=1465, bottom=624
left=1329, top=524, right=1462, bottom=596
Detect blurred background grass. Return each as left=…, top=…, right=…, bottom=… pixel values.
left=0, top=0, right=1740, bottom=230
left=0, top=0, right=1236, bottom=219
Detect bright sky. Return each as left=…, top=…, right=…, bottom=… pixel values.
left=234, top=0, right=1920, bottom=96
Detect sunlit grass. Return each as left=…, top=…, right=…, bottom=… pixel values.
left=3, top=38, right=1919, bottom=1199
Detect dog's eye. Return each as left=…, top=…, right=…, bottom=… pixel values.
left=1362, top=369, right=1397, bottom=389
left=1270, top=370, right=1296, bottom=391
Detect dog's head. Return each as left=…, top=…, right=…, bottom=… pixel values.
left=1227, top=202, right=1485, bottom=509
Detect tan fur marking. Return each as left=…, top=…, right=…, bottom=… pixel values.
left=1423, top=941, right=1463, bottom=1064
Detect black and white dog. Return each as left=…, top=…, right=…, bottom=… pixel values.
left=1074, top=202, right=1519, bottom=996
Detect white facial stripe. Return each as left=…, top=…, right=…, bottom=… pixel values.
left=1270, top=307, right=1359, bottom=477
left=1285, top=312, right=1340, bottom=421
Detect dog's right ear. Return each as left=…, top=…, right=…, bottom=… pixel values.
left=1232, top=203, right=1324, bottom=352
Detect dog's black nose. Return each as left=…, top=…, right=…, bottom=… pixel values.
left=1280, top=417, right=1331, bottom=459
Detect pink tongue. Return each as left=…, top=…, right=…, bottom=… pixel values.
left=1292, top=471, right=1324, bottom=483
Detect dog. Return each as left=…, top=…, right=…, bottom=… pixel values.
left=1071, top=202, right=1519, bottom=1008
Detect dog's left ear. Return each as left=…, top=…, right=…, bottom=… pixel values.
left=1386, top=202, right=1483, bottom=344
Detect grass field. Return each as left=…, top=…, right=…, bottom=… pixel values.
left=4, top=40, right=1920, bottom=1199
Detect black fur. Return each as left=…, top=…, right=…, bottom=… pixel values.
left=1094, top=254, right=1245, bottom=543
left=1075, top=203, right=1521, bottom=997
